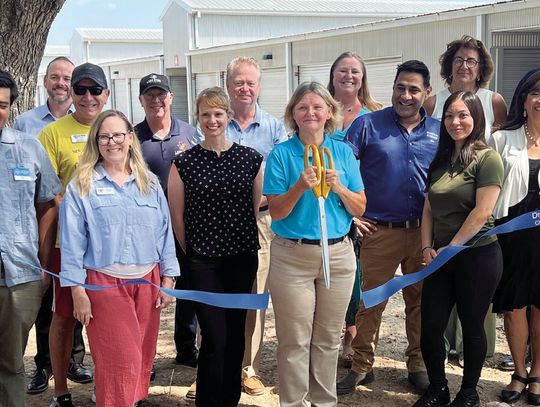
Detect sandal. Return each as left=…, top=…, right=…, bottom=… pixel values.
left=500, top=373, right=527, bottom=403
left=529, top=376, right=540, bottom=406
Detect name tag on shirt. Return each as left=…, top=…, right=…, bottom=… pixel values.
left=71, top=134, right=88, bottom=143
left=13, top=166, right=31, bottom=181
left=96, top=187, right=115, bottom=195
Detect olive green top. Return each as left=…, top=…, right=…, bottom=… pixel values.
left=428, top=148, right=504, bottom=248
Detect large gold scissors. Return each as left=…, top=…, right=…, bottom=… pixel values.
left=304, top=144, right=334, bottom=288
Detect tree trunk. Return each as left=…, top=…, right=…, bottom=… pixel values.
left=0, top=0, right=66, bottom=120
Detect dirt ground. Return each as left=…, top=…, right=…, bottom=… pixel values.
left=24, top=293, right=523, bottom=406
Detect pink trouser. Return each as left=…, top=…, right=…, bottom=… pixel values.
left=85, top=266, right=161, bottom=407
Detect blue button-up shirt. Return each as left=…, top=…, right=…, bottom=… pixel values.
left=14, top=103, right=74, bottom=136
left=59, top=165, right=180, bottom=286
left=345, top=106, right=440, bottom=222
left=0, top=128, right=62, bottom=287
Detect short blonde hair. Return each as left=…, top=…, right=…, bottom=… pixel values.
left=284, top=82, right=342, bottom=136
left=72, top=110, right=153, bottom=196
left=226, top=57, right=261, bottom=87
left=196, top=86, right=234, bottom=117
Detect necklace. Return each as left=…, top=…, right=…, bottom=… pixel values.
left=525, top=122, right=540, bottom=147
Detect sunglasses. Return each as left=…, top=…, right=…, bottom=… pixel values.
left=73, top=85, right=104, bottom=96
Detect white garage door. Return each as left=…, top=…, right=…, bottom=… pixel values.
left=297, top=64, right=332, bottom=88
left=130, top=78, right=145, bottom=125
left=258, top=68, right=288, bottom=119
left=364, top=57, right=401, bottom=108
left=170, top=76, right=189, bottom=123
left=113, top=79, right=129, bottom=118
left=194, top=73, right=220, bottom=99
left=501, top=48, right=540, bottom=106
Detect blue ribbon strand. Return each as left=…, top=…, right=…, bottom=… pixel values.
left=362, top=210, right=540, bottom=309
left=2, top=251, right=269, bottom=310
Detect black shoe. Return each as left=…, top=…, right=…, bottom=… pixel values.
left=175, top=347, right=199, bottom=368
left=67, top=363, right=93, bottom=384
left=50, top=393, right=74, bottom=407
left=500, top=373, right=528, bottom=403
left=336, top=370, right=374, bottom=395
left=408, top=371, right=430, bottom=393
left=449, top=388, right=480, bottom=407
left=498, top=355, right=515, bottom=371
left=528, top=376, right=540, bottom=406
left=412, top=386, right=450, bottom=407
left=150, top=367, right=156, bottom=382
left=27, top=366, right=53, bottom=394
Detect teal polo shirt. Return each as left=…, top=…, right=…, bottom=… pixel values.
left=263, top=134, right=364, bottom=239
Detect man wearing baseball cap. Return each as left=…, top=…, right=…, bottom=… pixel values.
left=38, top=62, right=110, bottom=407
left=135, top=73, right=198, bottom=376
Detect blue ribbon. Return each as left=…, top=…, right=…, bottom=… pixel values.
left=2, top=250, right=269, bottom=310
left=362, top=210, right=540, bottom=309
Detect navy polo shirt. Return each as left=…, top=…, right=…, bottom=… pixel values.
left=345, top=106, right=440, bottom=222
left=135, top=118, right=196, bottom=192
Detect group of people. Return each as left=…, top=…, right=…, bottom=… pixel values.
left=0, top=33, right=539, bottom=407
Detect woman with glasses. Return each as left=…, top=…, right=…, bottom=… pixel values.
left=490, top=68, right=540, bottom=405
left=423, top=35, right=507, bottom=367
left=59, top=110, right=179, bottom=407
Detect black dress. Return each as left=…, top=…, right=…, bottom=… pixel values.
left=493, top=159, right=540, bottom=312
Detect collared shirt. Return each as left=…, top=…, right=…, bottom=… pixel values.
left=59, top=165, right=180, bottom=286
left=14, top=103, right=74, bottom=136
left=0, top=128, right=62, bottom=287
left=263, top=134, right=364, bottom=239
left=345, top=106, right=440, bottom=222
left=135, top=117, right=197, bottom=192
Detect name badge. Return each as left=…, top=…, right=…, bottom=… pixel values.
left=96, top=187, right=115, bottom=195
left=71, top=134, right=88, bottom=143
left=13, top=166, right=32, bottom=181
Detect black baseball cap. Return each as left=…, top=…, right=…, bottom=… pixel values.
left=140, top=73, right=170, bottom=95
left=71, top=63, right=108, bottom=88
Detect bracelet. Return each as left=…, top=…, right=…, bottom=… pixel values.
left=421, top=246, right=432, bottom=253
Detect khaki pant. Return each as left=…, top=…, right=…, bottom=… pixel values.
left=269, top=236, right=355, bottom=407
left=0, top=280, right=42, bottom=407
left=242, top=210, right=274, bottom=377
left=352, top=227, right=426, bottom=374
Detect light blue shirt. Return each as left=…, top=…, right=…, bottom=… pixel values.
left=14, top=103, right=74, bottom=136
left=263, top=134, right=364, bottom=239
left=0, top=128, right=62, bottom=287
left=59, top=165, right=180, bottom=286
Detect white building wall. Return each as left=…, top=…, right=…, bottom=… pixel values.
left=163, top=2, right=191, bottom=69
left=84, top=42, right=163, bottom=64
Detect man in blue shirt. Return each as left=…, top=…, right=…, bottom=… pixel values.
left=134, top=73, right=199, bottom=374
left=14, top=56, right=92, bottom=395
left=225, top=56, right=288, bottom=397
left=0, top=69, right=62, bottom=407
left=337, top=60, right=440, bottom=395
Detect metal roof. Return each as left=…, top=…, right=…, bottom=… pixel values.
left=175, top=0, right=501, bottom=15
left=73, top=28, right=163, bottom=42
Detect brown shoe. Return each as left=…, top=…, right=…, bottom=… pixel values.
left=242, top=375, right=265, bottom=396
left=186, top=381, right=196, bottom=399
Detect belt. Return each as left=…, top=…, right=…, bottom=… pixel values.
left=286, top=235, right=346, bottom=245
left=259, top=205, right=269, bottom=212
left=376, top=219, right=421, bottom=229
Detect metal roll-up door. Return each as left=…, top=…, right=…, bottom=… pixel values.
left=297, top=64, right=332, bottom=87
left=364, top=57, right=401, bottom=108
left=194, top=73, right=219, bottom=99
left=130, top=78, right=145, bottom=125
left=501, top=48, right=540, bottom=106
left=113, top=79, right=129, bottom=118
left=258, top=68, right=287, bottom=119
left=170, top=76, right=189, bottom=122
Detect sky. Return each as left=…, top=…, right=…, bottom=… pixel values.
left=47, top=0, right=169, bottom=45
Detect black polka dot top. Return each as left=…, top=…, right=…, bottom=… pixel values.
left=173, top=143, right=263, bottom=257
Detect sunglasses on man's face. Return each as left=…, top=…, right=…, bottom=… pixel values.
left=73, top=85, right=104, bottom=96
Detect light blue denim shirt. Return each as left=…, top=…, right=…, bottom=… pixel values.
left=0, top=127, right=62, bottom=287
left=14, top=103, right=74, bottom=136
left=59, top=164, right=180, bottom=286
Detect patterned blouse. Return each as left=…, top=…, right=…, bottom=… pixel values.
left=173, top=143, right=262, bottom=257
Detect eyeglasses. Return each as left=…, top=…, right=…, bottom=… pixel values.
left=142, top=91, right=168, bottom=100
left=73, top=85, right=104, bottom=96
left=453, top=57, right=479, bottom=68
left=97, top=132, right=128, bottom=146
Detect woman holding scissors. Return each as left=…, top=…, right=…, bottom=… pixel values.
left=264, top=81, right=366, bottom=407
left=415, top=91, right=503, bottom=407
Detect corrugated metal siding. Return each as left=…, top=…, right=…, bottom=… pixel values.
left=487, top=7, right=540, bottom=33
left=492, top=32, right=540, bottom=48
left=500, top=48, right=540, bottom=105
left=258, top=68, right=288, bottom=119
left=76, top=28, right=162, bottom=41
left=170, top=76, right=190, bottom=122
left=163, top=3, right=189, bottom=69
